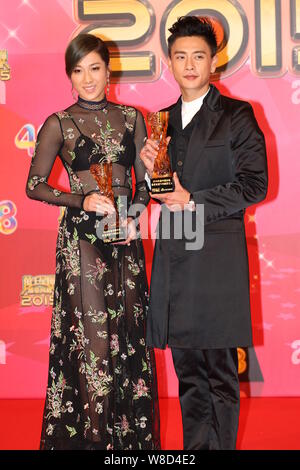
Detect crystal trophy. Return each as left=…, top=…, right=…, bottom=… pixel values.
left=90, top=162, right=126, bottom=244
left=147, top=111, right=174, bottom=194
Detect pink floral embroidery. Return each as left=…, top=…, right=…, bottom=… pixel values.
left=110, top=334, right=119, bottom=356
left=132, top=378, right=150, bottom=400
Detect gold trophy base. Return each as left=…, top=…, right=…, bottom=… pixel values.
left=102, top=223, right=126, bottom=244
left=151, top=176, right=174, bottom=194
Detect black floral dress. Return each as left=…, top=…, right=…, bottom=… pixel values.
left=26, top=96, right=160, bottom=450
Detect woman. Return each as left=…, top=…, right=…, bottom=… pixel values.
left=26, top=33, right=160, bottom=450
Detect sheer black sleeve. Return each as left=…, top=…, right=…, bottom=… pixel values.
left=25, top=114, right=84, bottom=208
left=131, top=110, right=150, bottom=212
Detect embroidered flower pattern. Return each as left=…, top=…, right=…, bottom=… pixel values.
left=132, top=379, right=151, bottom=400
left=86, top=258, right=109, bottom=289
left=61, top=228, right=80, bottom=280
left=91, top=119, right=125, bottom=164
left=27, top=175, right=47, bottom=191
left=38, top=102, right=158, bottom=450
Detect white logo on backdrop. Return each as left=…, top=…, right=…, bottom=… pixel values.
left=0, top=340, right=6, bottom=365
left=291, top=80, right=300, bottom=105
left=0, top=81, right=5, bottom=104
left=291, top=340, right=300, bottom=365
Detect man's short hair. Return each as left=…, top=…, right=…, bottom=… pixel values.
left=168, top=16, right=218, bottom=58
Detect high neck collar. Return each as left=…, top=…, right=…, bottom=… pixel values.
left=77, top=95, right=108, bottom=110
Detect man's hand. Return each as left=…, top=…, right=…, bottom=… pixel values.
left=150, top=172, right=191, bottom=211
left=140, top=136, right=171, bottom=177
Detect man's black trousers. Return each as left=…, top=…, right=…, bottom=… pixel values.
left=171, top=347, right=240, bottom=450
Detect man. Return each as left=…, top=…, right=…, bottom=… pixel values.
left=140, top=16, right=268, bottom=450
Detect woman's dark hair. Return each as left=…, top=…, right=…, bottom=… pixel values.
left=65, top=33, right=110, bottom=77
left=168, top=16, right=218, bottom=57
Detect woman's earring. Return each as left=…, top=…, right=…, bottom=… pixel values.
left=106, top=75, right=110, bottom=96
left=71, top=86, right=77, bottom=101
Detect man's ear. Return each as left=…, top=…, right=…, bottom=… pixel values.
left=211, top=54, right=218, bottom=74
left=167, top=56, right=173, bottom=74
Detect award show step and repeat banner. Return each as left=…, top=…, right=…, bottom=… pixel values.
left=0, top=0, right=300, bottom=398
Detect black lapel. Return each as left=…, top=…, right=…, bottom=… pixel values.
left=182, top=85, right=225, bottom=178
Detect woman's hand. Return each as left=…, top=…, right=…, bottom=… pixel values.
left=83, top=192, right=115, bottom=215
left=114, top=217, right=138, bottom=245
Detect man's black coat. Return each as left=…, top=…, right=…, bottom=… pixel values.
left=146, top=85, right=268, bottom=350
